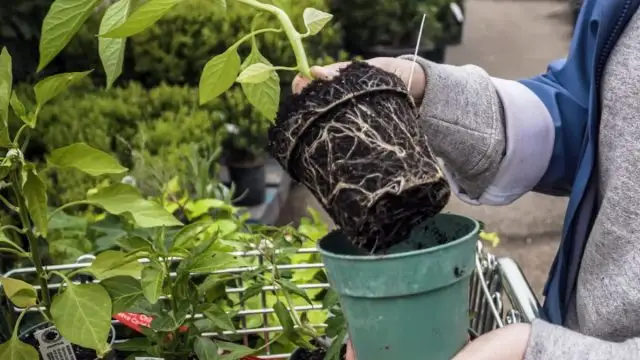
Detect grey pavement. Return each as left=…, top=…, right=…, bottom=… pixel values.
left=278, top=0, right=575, bottom=296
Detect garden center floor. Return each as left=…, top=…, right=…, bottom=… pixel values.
left=279, top=0, right=575, bottom=300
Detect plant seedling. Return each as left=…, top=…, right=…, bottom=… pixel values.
left=0, top=46, right=183, bottom=358
left=33, top=0, right=334, bottom=122
left=239, top=224, right=347, bottom=360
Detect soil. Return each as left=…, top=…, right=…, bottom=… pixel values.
left=296, top=345, right=348, bottom=360
left=269, top=61, right=451, bottom=252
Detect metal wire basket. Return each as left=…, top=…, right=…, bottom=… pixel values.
left=2, top=240, right=541, bottom=359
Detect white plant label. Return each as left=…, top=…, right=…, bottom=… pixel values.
left=34, top=326, right=77, bottom=360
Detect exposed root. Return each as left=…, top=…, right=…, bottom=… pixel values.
left=269, top=61, right=451, bottom=251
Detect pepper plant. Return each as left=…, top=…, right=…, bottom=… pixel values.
left=33, top=0, right=333, bottom=122
left=0, top=46, right=184, bottom=357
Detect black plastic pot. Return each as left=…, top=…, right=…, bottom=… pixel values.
left=227, top=159, right=267, bottom=207
left=19, top=322, right=117, bottom=360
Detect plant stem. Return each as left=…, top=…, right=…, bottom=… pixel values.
left=47, top=200, right=92, bottom=221
left=10, top=171, right=51, bottom=314
left=235, top=0, right=313, bottom=78
left=0, top=194, right=19, bottom=212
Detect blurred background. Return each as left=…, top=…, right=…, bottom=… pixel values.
left=0, top=0, right=578, bottom=299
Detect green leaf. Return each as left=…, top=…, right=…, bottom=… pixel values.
left=240, top=45, right=279, bottom=120
left=273, top=301, right=295, bottom=335
left=48, top=143, right=127, bottom=176
left=172, top=221, right=211, bottom=250
left=210, top=219, right=238, bottom=237
left=99, top=0, right=132, bottom=89
left=87, top=183, right=182, bottom=228
left=217, top=342, right=255, bottom=360
left=100, top=276, right=146, bottom=314
left=198, top=275, right=228, bottom=303
left=186, top=251, right=238, bottom=273
left=322, top=288, right=340, bottom=309
left=34, top=71, right=92, bottom=109
left=0, top=277, right=37, bottom=308
left=100, top=0, right=182, bottom=38
left=38, top=0, right=101, bottom=71
left=277, top=279, right=313, bottom=305
left=194, top=336, right=220, bottom=360
left=240, top=282, right=264, bottom=303
left=0, top=336, right=39, bottom=360
left=88, top=250, right=143, bottom=280
left=22, top=168, right=48, bottom=237
left=302, top=8, right=333, bottom=36
left=141, top=266, right=164, bottom=304
left=112, top=337, right=150, bottom=352
left=9, top=91, right=28, bottom=123
left=150, top=312, right=178, bottom=331
left=0, top=48, right=12, bottom=147
left=202, top=304, right=235, bottom=331
left=325, top=328, right=348, bottom=360
left=214, top=0, right=227, bottom=13
left=50, top=283, right=112, bottom=354
left=236, top=63, right=273, bottom=84
left=116, top=236, right=154, bottom=253
left=199, top=48, right=241, bottom=105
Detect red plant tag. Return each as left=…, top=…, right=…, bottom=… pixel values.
left=113, top=312, right=189, bottom=333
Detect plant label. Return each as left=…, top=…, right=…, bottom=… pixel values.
left=34, top=326, right=77, bottom=360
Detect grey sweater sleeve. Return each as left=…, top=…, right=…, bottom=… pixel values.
left=399, top=55, right=555, bottom=205
left=526, top=319, right=640, bottom=360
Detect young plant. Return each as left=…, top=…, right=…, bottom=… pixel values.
left=0, top=47, right=182, bottom=358
left=100, top=225, right=259, bottom=359
left=240, top=223, right=346, bottom=360
left=33, top=0, right=333, bottom=122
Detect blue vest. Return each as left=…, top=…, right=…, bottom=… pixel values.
left=518, top=0, right=640, bottom=325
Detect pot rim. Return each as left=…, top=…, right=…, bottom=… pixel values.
left=317, top=213, right=479, bottom=261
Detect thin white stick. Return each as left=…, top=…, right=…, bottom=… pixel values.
left=407, top=13, right=427, bottom=94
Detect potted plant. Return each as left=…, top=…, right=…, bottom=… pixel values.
left=237, top=223, right=348, bottom=360
left=221, top=87, right=271, bottom=207
left=329, top=0, right=454, bottom=63
left=0, top=47, right=183, bottom=359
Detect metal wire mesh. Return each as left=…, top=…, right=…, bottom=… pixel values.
left=2, top=241, right=541, bottom=359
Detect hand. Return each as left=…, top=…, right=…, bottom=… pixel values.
left=292, top=57, right=427, bottom=105
left=342, top=324, right=530, bottom=360
left=452, top=324, right=531, bottom=360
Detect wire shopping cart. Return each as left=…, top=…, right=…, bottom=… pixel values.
left=1, top=240, right=541, bottom=359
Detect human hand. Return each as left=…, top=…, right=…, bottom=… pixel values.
left=452, top=324, right=531, bottom=360
left=291, top=57, right=427, bottom=105
left=343, top=324, right=530, bottom=360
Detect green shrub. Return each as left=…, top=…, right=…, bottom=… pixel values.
left=331, top=0, right=452, bottom=50
left=128, top=0, right=348, bottom=87
left=25, top=82, right=227, bottom=205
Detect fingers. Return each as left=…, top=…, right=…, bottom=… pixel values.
left=345, top=339, right=356, bottom=360
left=291, top=62, right=351, bottom=94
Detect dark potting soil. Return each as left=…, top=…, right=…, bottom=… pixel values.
left=269, top=61, right=450, bottom=252
left=297, top=345, right=348, bottom=360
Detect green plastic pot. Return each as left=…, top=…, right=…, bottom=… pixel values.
left=318, top=213, right=478, bottom=360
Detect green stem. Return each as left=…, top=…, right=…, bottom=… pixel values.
left=0, top=248, right=29, bottom=258
left=12, top=124, right=28, bottom=145
left=0, top=194, right=19, bottom=212
left=10, top=171, right=51, bottom=315
left=235, top=0, right=313, bottom=78
left=47, top=200, right=92, bottom=221
left=0, top=225, right=27, bottom=236
left=11, top=307, right=30, bottom=338
left=231, top=27, right=282, bottom=51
